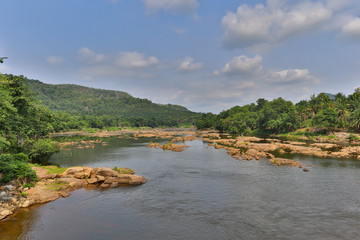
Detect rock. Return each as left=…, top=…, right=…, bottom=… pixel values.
left=86, top=178, right=98, bottom=184
left=96, top=175, right=105, bottom=182
left=269, top=158, right=301, bottom=167
left=58, top=178, right=86, bottom=189
left=26, top=188, right=60, bottom=204
left=100, top=183, right=110, bottom=188
left=21, top=200, right=33, bottom=208
left=110, top=182, right=118, bottom=188
left=63, top=167, right=86, bottom=176
left=114, top=174, right=147, bottom=185
left=84, top=167, right=93, bottom=178
left=10, top=198, right=17, bottom=204
left=0, top=210, right=12, bottom=219
left=58, top=190, right=70, bottom=198
left=94, top=167, right=117, bottom=177
left=74, top=172, right=86, bottom=179
left=104, top=177, right=115, bottom=184
left=303, top=168, right=310, bottom=172
left=4, top=185, right=14, bottom=191
left=39, top=174, right=59, bottom=180
left=129, top=175, right=147, bottom=185
left=0, top=191, right=6, bottom=198
left=1, top=197, right=14, bottom=202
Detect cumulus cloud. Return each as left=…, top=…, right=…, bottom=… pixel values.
left=214, top=55, right=263, bottom=76
left=214, top=54, right=318, bottom=89
left=178, top=57, right=203, bottom=72
left=77, top=47, right=106, bottom=64
left=222, top=0, right=332, bottom=49
left=142, top=0, right=199, bottom=14
left=341, top=17, right=360, bottom=42
left=46, top=56, right=64, bottom=66
left=77, top=48, right=160, bottom=79
left=114, top=52, right=159, bottom=68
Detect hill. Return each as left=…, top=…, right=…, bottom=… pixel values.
left=27, top=79, right=200, bottom=127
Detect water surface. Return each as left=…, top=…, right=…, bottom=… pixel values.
left=1, top=137, right=360, bottom=239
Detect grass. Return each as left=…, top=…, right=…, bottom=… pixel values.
left=113, top=166, right=135, bottom=174
left=45, top=180, right=67, bottom=191
left=30, top=164, right=68, bottom=175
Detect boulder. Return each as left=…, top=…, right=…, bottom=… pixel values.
left=26, top=187, right=60, bottom=204
left=74, top=172, right=86, bottom=179
left=21, top=200, right=33, bottom=208
left=86, top=178, right=98, bottom=184
left=92, top=167, right=116, bottom=178
left=63, top=166, right=86, bottom=176
left=100, top=183, right=110, bottom=188
left=96, top=175, right=105, bottom=182
left=114, top=174, right=147, bottom=185
left=57, top=178, right=86, bottom=189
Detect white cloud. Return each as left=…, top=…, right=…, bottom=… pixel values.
left=77, top=47, right=106, bottom=64
left=215, top=54, right=318, bottom=85
left=142, top=0, right=199, bottom=14
left=178, top=57, right=203, bottom=72
left=341, top=17, right=360, bottom=42
left=215, top=55, right=263, bottom=76
left=114, top=52, right=159, bottom=68
left=222, top=0, right=332, bottom=49
left=77, top=48, right=160, bottom=79
left=46, top=56, right=64, bottom=66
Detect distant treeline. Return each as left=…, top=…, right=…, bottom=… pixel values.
left=196, top=91, right=360, bottom=135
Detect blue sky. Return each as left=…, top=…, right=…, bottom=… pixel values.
left=2, top=0, right=360, bottom=113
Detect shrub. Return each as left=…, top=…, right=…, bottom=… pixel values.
left=28, top=139, right=59, bottom=164
left=0, top=153, right=37, bottom=183
left=347, top=134, right=359, bottom=143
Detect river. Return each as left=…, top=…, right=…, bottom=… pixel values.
left=1, top=137, right=360, bottom=239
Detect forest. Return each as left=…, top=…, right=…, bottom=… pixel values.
left=28, top=79, right=200, bottom=130
left=196, top=91, right=360, bottom=135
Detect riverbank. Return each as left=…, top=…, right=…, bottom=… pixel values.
left=52, top=128, right=360, bottom=164
left=0, top=165, right=146, bottom=221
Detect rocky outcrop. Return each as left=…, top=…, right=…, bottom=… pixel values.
left=146, top=142, right=189, bottom=152
left=0, top=165, right=146, bottom=221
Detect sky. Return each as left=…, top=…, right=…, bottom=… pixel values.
left=1, top=0, right=360, bottom=113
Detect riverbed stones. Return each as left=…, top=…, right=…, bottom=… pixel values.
left=4, top=185, right=14, bottom=191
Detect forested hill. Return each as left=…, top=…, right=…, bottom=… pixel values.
left=27, top=79, right=200, bottom=127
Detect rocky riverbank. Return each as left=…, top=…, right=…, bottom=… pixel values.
left=0, top=166, right=146, bottom=221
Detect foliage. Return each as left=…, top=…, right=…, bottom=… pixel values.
left=28, top=139, right=59, bottom=164
left=27, top=79, right=200, bottom=128
left=196, top=90, right=360, bottom=135
left=112, top=166, right=135, bottom=174
left=0, top=153, right=37, bottom=183
left=347, top=134, right=359, bottom=143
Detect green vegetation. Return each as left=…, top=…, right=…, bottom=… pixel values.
left=0, top=154, right=37, bottom=183
left=30, top=164, right=67, bottom=175
left=27, top=79, right=200, bottom=129
left=196, top=91, right=360, bottom=136
left=112, top=166, right=135, bottom=174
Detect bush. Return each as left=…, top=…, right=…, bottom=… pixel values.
left=0, top=153, right=37, bottom=183
left=28, top=139, right=59, bottom=164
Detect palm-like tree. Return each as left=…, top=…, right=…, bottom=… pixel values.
left=334, top=93, right=349, bottom=127
left=350, top=108, right=360, bottom=131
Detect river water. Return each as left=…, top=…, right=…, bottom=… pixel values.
left=1, top=137, right=360, bottom=239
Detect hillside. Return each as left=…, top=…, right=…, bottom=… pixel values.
left=27, top=79, right=200, bottom=127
